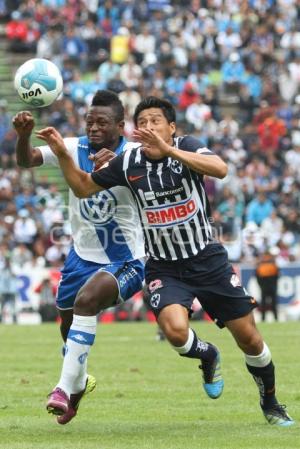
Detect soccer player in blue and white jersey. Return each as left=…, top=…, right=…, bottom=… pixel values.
left=12, top=90, right=145, bottom=424
left=36, top=96, right=294, bottom=427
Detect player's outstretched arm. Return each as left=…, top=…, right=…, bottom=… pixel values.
left=133, top=128, right=227, bottom=179
left=36, top=127, right=103, bottom=198
left=167, top=147, right=228, bottom=179
left=12, top=111, right=43, bottom=168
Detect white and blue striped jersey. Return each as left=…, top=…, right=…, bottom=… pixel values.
left=38, top=136, right=145, bottom=264
left=91, top=135, right=217, bottom=261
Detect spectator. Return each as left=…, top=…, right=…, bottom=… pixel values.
left=2, top=0, right=300, bottom=270
left=133, top=24, right=156, bottom=64
left=119, top=55, right=142, bottom=89
left=185, top=96, right=212, bottom=132
left=119, top=86, right=141, bottom=117
left=13, top=208, right=37, bottom=248
left=35, top=277, right=58, bottom=322
left=221, top=52, right=245, bottom=93
left=15, top=187, right=37, bottom=211
left=97, top=58, right=120, bottom=86
left=111, top=26, right=131, bottom=65
left=10, top=242, right=33, bottom=267
left=0, top=99, right=11, bottom=143
left=62, top=27, right=88, bottom=71
left=0, top=257, right=18, bottom=323
left=256, top=250, right=280, bottom=322
left=178, top=81, right=199, bottom=112
left=216, top=26, right=242, bottom=61
left=261, top=211, right=284, bottom=248
left=246, top=191, right=274, bottom=226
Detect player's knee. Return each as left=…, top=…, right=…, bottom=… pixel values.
left=163, top=322, right=188, bottom=346
left=238, top=330, right=263, bottom=354
left=74, top=289, right=97, bottom=315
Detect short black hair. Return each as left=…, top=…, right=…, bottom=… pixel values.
left=133, top=96, right=176, bottom=125
left=91, top=90, right=124, bottom=122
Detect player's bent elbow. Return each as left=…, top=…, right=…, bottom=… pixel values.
left=16, top=160, right=31, bottom=168
left=215, top=161, right=228, bottom=179
left=16, top=157, right=35, bottom=168
left=73, top=188, right=88, bottom=198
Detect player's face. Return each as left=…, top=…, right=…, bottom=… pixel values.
left=86, top=106, right=124, bottom=150
left=136, top=108, right=175, bottom=145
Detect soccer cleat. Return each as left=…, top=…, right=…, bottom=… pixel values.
left=46, top=387, right=70, bottom=416
left=56, top=374, right=96, bottom=425
left=199, top=346, right=224, bottom=399
left=262, top=404, right=295, bottom=426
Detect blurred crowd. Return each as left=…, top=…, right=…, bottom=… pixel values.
left=1, top=0, right=300, bottom=276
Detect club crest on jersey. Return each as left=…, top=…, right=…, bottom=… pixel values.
left=170, top=159, right=183, bottom=174
left=144, top=196, right=198, bottom=227
left=79, top=190, right=117, bottom=224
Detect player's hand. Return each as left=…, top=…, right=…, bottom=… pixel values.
left=88, top=148, right=116, bottom=171
left=35, top=127, right=68, bottom=157
left=12, top=111, right=35, bottom=138
left=132, top=128, right=171, bottom=159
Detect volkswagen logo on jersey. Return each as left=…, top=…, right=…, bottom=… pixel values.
left=80, top=190, right=117, bottom=225
left=170, top=159, right=183, bottom=174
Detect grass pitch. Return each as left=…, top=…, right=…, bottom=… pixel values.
left=0, top=321, right=299, bottom=449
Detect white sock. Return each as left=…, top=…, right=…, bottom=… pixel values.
left=56, top=314, right=97, bottom=396
left=172, top=328, right=194, bottom=354
left=245, top=342, right=272, bottom=368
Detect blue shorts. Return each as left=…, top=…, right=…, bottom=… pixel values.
left=56, top=247, right=145, bottom=310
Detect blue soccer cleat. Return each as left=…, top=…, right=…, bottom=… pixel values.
left=199, top=346, right=224, bottom=399
left=262, top=404, right=295, bottom=426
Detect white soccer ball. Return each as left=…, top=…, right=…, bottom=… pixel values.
left=14, top=58, right=63, bottom=108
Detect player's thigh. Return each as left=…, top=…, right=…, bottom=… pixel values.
left=224, top=312, right=263, bottom=352
left=195, top=270, right=257, bottom=329
left=56, top=248, right=101, bottom=310
left=75, top=270, right=119, bottom=311
left=75, top=259, right=145, bottom=311
left=100, top=259, right=145, bottom=304
left=145, top=276, right=195, bottom=318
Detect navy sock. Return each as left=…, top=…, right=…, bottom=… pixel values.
left=246, top=361, right=277, bottom=409
left=180, top=330, right=218, bottom=362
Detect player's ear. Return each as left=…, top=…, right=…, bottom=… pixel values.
left=170, top=122, right=176, bottom=136
left=118, top=120, right=125, bottom=134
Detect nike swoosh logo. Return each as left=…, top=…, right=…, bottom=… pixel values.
left=128, top=175, right=144, bottom=182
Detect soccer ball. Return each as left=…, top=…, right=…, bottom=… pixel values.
left=14, top=58, right=63, bottom=108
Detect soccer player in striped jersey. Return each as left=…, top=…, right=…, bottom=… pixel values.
left=13, top=90, right=145, bottom=424
left=37, top=96, right=294, bottom=426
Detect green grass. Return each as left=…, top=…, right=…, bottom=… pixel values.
left=0, top=322, right=299, bottom=449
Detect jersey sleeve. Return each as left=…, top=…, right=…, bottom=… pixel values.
left=38, top=145, right=59, bottom=167
left=177, top=135, right=216, bottom=155
left=91, top=153, right=127, bottom=188
left=38, top=137, right=79, bottom=166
